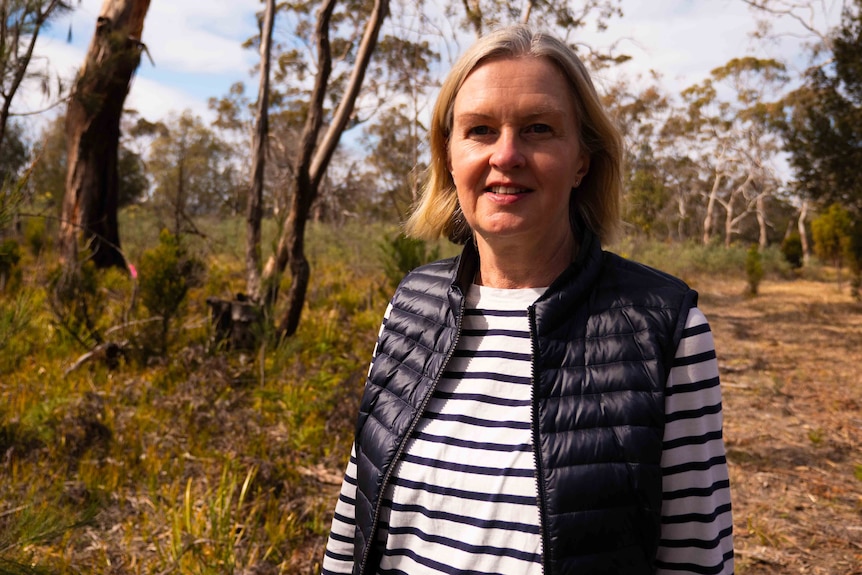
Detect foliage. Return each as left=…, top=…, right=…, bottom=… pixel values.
left=745, top=245, right=764, bottom=295
left=155, top=465, right=263, bottom=573
left=0, top=239, right=22, bottom=292
left=22, top=216, right=50, bottom=257
left=811, top=203, right=852, bottom=269
left=781, top=0, right=862, bottom=214
left=0, top=0, right=72, bottom=155
left=48, top=257, right=105, bottom=349
left=623, top=167, right=671, bottom=237
left=28, top=115, right=66, bottom=212
left=0, top=292, right=35, bottom=373
left=0, top=496, right=96, bottom=575
left=137, top=229, right=205, bottom=354
left=147, top=110, right=242, bottom=228
left=0, top=121, right=29, bottom=184
left=379, top=232, right=441, bottom=292
left=780, top=232, right=804, bottom=269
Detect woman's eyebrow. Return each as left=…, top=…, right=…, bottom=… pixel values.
left=454, top=107, right=566, bottom=123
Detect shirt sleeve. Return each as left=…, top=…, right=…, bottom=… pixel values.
left=655, top=307, right=734, bottom=575
left=321, top=444, right=359, bottom=575
left=322, top=303, right=393, bottom=574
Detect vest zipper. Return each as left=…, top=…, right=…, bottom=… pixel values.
left=528, top=305, right=550, bottom=575
left=357, top=295, right=466, bottom=575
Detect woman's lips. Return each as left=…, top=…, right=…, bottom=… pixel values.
left=485, top=185, right=531, bottom=195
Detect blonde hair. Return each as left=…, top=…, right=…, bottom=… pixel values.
left=404, top=24, right=623, bottom=245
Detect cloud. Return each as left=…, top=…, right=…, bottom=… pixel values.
left=18, top=0, right=262, bottom=122
left=14, top=0, right=844, bottom=131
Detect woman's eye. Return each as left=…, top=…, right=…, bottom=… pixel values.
left=526, top=123, right=552, bottom=134
left=468, top=125, right=491, bottom=136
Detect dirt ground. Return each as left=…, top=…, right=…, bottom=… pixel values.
left=694, top=277, right=862, bottom=574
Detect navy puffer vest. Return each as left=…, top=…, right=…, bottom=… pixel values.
left=352, top=230, right=697, bottom=575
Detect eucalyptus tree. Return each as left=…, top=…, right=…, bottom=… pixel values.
left=781, top=0, right=862, bottom=215
left=147, top=111, right=241, bottom=234
left=256, top=0, right=390, bottom=338
left=451, top=0, right=623, bottom=40
left=60, top=0, right=151, bottom=270
left=0, top=0, right=71, bottom=157
left=246, top=0, right=277, bottom=300
left=665, top=57, right=788, bottom=247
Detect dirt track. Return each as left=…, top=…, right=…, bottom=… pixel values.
left=695, top=277, right=862, bottom=574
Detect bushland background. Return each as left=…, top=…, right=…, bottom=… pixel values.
left=1, top=0, right=861, bottom=573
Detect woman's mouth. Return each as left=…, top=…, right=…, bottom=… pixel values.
left=486, top=186, right=531, bottom=195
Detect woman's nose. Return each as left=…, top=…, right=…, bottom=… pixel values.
left=489, top=130, right=525, bottom=170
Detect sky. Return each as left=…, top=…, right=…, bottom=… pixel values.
left=17, top=0, right=843, bottom=129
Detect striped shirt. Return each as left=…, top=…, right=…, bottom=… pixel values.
left=322, top=284, right=733, bottom=575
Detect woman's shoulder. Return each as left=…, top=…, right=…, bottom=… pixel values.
left=601, top=250, right=692, bottom=294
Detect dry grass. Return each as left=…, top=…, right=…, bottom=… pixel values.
left=692, top=276, right=862, bottom=574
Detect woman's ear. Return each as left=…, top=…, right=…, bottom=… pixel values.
left=574, top=154, right=590, bottom=187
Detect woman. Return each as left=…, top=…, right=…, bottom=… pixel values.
left=322, top=25, right=733, bottom=575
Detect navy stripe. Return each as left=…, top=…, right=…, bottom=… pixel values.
left=432, top=390, right=530, bottom=407
left=664, top=479, right=730, bottom=501
left=387, top=525, right=542, bottom=562
left=333, top=511, right=356, bottom=527
left=682, top=323, right=711, bottom=337
left=663, top=429, right=724, bottom=450
left=665, top=402, right=722, bottom=423
left=441, top=371, right=531, bottom=385
left=465, top=308, right=526, bottom=318
left=659, top=525, right=733, bottom=549
left=328, top=530, right=353, bottom=544
left=401, top=453, right=534, bottom=477
left=338, top=493, right=356, bottom=506
left=324, top=549, right=353, bottom=562
left=453, top=349, right=531, bottom=361
left=661, top=502, right=732, bottom=524
left=387, top=501, right=541, bottom=534
left=462, top=328, right=531, bottom=338
left=663, top=455, right=728, bottom=477
left=382, top=546, right=522, bottom=575
left=424, top=411, right=532, bottom=429
left=654, top=550, right=734, bottom=575
left=412, top=431, right=532, bottom=452
left=665, top=376, right=720, bottom=396
left=673, top=349, right=717, bottom=367
left=390, top=477, right=537, bottom=505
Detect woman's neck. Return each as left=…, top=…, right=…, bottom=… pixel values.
left=473, top=232, right=577, bottom=289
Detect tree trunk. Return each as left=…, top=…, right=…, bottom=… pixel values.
left=245, top=0, right=276, bottom=300
left=259, top=0, right=389, bottom=339
left=703, top=170, right=722, bottom=244
left=60, top=0, right=150, bottom=269
left=798, top=199, right=810, bottom=266
left=756, top=193, right=768, bottom=249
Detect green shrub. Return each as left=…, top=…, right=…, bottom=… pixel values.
left=379, top=233, right=441, bottom=292
left=48, top=258, right=105, bottom=349
left=745, top=245, right=764, bottom=296
left=23, top=217, right=51, bottom=257
left=137, top=229, right=205, bottom=354
left=0, top=293, right=35, bottom=373
left=781, top=232, right=804, bottom=269
left=0, top=238, right=22, bottom=292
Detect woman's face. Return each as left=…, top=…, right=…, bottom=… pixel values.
left=448, top=56, right=589, bottom=250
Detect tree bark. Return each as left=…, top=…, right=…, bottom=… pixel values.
left=245, top=0, right=276, bottom=300
left=260, top=0, right=390, bottom=339
left=60, top=0, right=150, bottom=269
left=703, top=170, right=722, bottom=244
left=756, top=193, right=768, bottom=249
left=798, top=199, right=810, bottom=266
